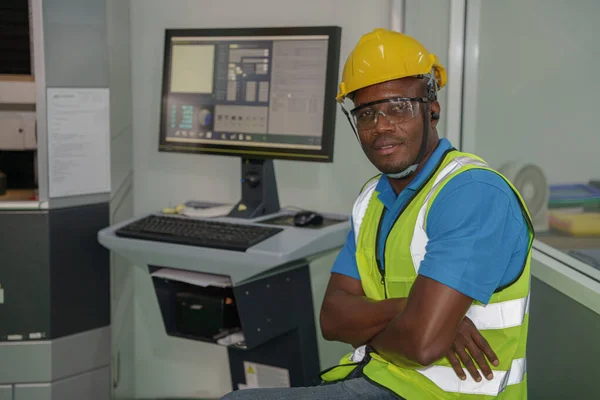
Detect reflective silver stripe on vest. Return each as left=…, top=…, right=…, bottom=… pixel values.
left=349, top=345, right=526, bottom=396
left=418, top=357, right=526, bottom=396
left=352, top=177, right=380, bottom=245
left=466, top=292, right=530, bottom=330
left=410, top=156, right=489, bottom=271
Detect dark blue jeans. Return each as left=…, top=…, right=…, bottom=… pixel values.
left=219, top=377, right=405, bottom=400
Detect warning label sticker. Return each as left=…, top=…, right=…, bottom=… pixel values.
left=243, top=361, right=291, bottom=389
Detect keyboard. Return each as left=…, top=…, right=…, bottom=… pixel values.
left=115, top=215, right=283, bottom=252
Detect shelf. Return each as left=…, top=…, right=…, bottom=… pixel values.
left=0, top=76, right=36, bottom=104
left=537, top=230, right=600, bottom=251
left=0, top=189, right=37, bottom=202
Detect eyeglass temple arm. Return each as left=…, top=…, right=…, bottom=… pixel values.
left=340, top=105, right=360, bottom=141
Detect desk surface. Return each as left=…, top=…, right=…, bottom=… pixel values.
left=98, top=210, right=350, bottom=285
left=537, top=230, right=600, bottom=251
left=536, top=229, right=600, bottom=270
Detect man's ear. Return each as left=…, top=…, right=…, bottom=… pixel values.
left=430, top=101, right=441, bottom=130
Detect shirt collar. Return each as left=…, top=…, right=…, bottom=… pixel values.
left=375, top=138, right=454, bottom=209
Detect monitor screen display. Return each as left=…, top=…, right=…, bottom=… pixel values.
left=158, top=27, right=341, bottom=162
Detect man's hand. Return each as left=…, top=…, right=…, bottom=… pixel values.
left=447, top=316, right=499, bottom=382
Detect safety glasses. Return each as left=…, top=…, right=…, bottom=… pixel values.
left=350, top=97, right=430, bottom=130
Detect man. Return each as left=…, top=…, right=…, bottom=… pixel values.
left=222, top=29, right=533, bottom=400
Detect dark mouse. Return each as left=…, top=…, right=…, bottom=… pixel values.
left=293, top=211, right=324, bottom=227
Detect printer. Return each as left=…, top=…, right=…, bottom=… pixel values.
left=0, top=76, right=37, bottom=195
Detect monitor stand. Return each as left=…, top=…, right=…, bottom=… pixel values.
left=228, top=158, right=280, bottom=219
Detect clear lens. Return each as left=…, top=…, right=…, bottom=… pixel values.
left=351, top=99, right=421, bottom=130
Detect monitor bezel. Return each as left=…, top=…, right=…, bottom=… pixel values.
left=158, top=26, right=341, bottom=163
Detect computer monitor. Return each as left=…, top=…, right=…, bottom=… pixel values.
left=158, top=26, right=341, bottom=218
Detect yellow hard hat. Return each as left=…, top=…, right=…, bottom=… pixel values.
left=337, top=28, right=447, bottom=102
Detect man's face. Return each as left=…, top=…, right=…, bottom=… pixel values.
left=352, top=78, right=438, bottom=175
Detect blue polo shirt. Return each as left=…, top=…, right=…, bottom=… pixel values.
left=331, top=138, right=530, bottom=304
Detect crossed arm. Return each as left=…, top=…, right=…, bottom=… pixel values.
left=369, top=274, right=475, bottom=367
left=320, top=273, right=498, bottom=381
left=319, top=273, right=406, bottom=347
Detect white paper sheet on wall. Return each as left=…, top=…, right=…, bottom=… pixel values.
left=47, top=88, right=111, bottom=198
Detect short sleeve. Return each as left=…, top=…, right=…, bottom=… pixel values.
left=330, top=226, right=361, bottom=280
left=417, top=170, right=527, bottom=304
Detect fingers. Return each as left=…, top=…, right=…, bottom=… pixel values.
left=455, top=346, right=482, bottom=382
left=451, top=317, right=500, bottom=382
left=465, top=340, right=494, bottom=381
left=473, top=332, right=499, bottom=367
left=446, top=350, right=466, bottom=381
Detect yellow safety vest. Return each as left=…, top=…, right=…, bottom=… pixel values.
left=321, top=149, right=534, bottom=399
